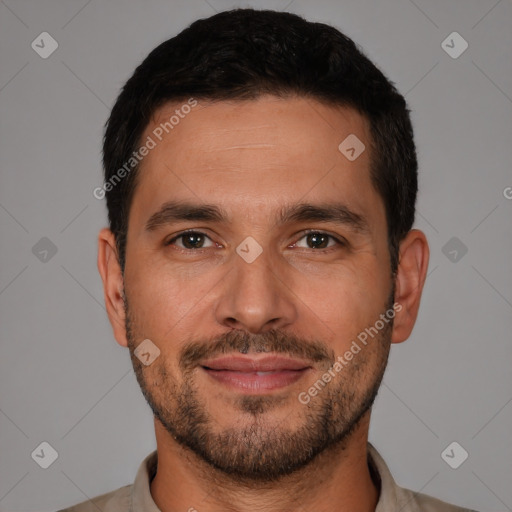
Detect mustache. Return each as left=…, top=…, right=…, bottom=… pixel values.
left=179, top=329, right=335, bottom=372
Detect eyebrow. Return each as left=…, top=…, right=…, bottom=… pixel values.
left=144, top=200, right=371, bottom=235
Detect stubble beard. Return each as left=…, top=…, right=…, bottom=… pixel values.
left=125, top=292, right=394, bottom=483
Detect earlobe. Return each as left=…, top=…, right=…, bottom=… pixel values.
left=97, top=228, right=128, bottom=347
left=391, top=229, right=430, bottom=344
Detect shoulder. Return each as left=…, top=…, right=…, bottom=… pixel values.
left=398, top=486, right=479, bottom=512
left=368, top=443, right=478, bottom=512
left=55, top=484, right=132, bottom=512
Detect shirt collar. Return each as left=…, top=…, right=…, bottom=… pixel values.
left=130, top=449, right=160, bottom=512
left=368, top=442, right=420, bottom=511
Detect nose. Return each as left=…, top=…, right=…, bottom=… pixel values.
left=214, top=242, right=298, bottom=334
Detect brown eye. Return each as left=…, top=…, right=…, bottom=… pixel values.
left=167, top=231, right=214, bottom=250
left=294, top=231, right=342, bottom=250
left=306, top=233, right=330, bottom=249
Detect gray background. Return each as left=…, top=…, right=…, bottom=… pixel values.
left=0, top=0, right=511, bottom=511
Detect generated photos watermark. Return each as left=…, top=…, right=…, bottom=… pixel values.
left=93, top=98, right=198, bottom=200
left=298, top=301, right=402, bottom=405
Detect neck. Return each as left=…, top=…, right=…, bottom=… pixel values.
left=150, top=412, right=379, bottom=512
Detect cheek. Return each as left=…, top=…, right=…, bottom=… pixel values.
left=125, top=259, right=220, bottom=345
left=291, top=261, right=389, bottom=345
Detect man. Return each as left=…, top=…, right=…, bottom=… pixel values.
left=60, top=8, right=477, bottom=512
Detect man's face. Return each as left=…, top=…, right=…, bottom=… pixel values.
left=122, top=96, right=394, bottom=480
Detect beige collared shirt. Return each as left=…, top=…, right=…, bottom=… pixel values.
left=57, top=443, right=477, bottom=512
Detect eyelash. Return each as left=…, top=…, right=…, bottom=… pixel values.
left=165, top=229, right=346, bottom=253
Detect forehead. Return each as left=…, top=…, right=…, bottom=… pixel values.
left=145, top=95, right=368, bottom=164
left=130, top=95, right=381, bottom=228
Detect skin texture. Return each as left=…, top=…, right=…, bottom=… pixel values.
left=97, top=95, right=429, bottom=512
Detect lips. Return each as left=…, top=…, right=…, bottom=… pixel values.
left=200, top=355, right=312, bottom=392
left=200, top=355, right=312, bottom=372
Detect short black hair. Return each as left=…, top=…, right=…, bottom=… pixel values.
left=102, top=8, right=417, bottom=274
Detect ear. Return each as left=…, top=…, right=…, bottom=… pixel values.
left=97, top=228, right=128, bottom=347
left=391, top=229, right=430, bottom=344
